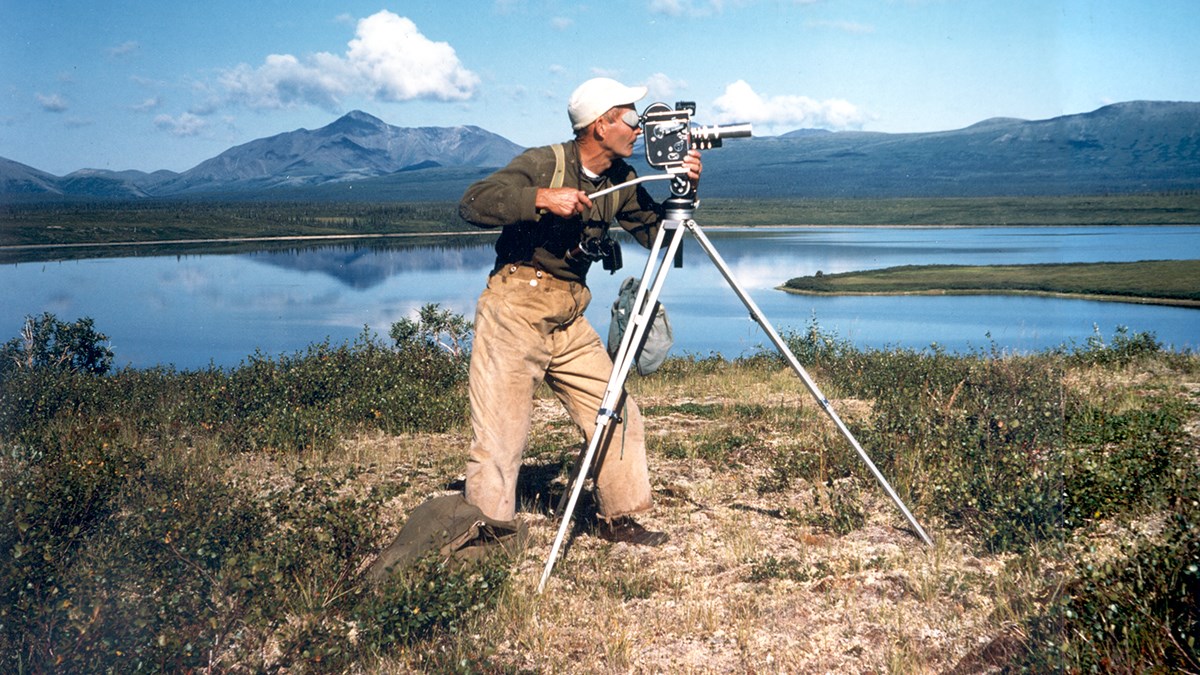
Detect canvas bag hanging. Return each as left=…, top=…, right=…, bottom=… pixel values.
left=607, top=275, right=674, bottom=375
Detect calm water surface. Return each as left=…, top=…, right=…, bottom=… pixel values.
left=2, top=226, right=1197, bottom=369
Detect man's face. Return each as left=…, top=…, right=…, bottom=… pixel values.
left=602, top=105, right=641, bottom=158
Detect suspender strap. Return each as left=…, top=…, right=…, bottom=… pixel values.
left=550, top=143, right=566, bottom=189
left=550, top=142, right=622, bottom=218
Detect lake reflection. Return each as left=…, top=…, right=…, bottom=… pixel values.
left=2, top=226, right=1197, bottom=369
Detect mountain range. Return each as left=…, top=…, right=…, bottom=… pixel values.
left=2, top=101, right=1198, bottom=201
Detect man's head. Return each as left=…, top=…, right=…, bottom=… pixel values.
left=568, top=77, right=647, bottom=131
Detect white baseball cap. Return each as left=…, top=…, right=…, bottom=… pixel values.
left=567, top=77, right=647, bottom=130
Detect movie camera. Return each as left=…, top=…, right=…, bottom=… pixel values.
left=568, top=102, right=752, bottom=275
left=641, top=101, right=752, bottom=197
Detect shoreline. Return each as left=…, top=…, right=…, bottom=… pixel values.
left=6, top=221, right=1198, bottom=254
left=0, top=229, right=495, bottom=254
left=778, top=286, right=1200, bottom=309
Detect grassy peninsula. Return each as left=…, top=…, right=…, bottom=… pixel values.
left=2, top=312, right=1197, bottom=673
left=784, top=259, right=1200, bottom=307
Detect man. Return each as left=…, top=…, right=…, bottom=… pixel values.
left=458, top=77, right=702, bottom=545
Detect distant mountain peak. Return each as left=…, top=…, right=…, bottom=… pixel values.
left=322, top=110, right=388, bottom=134
left=781, top=128, right=835, bottom=138
left=137, top=110, right=525, bottom=195
left=963, top=117, right=1027, bottom=130
left=342, top=109, right=382, bottom=122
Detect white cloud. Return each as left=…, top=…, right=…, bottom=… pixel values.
left=218, top=11, right=478, bottom=112
left=642, top=73, right=688, bottom=102
left=711, top=80, right=868, bottom=131
left=651, top=0, right=825, bottom=18
left=550, top=16, right=573, bottom=30
left=219, top=53, right=351, bottom=110
left=108, top=41, right=140, bottom=57
left=36, top=93, right=69, bottom=112
left=154, top=112, right=208, bottom=136
left=133, top=96, right=161, bottom=112
left=346, top=12, right=479, bottom=101
left=131, top=75, right=167, bottom=89
left=805, top=19, right=875, bottom=33
left=649, top=0, right=711, bottom=17
left=649, top=0, right=747, bottom=18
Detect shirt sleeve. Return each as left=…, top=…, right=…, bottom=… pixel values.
left=458, top=148, right=549, bottom=228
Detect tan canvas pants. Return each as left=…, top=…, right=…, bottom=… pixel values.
left=465, top=264, right=653, bottom=522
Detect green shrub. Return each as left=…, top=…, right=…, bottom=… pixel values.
left=0, top=430, right=506, bottom=673
left=0, top=309, right=491, bottom=672
left=770, top=330, right=1186, bottom=554
left=0, top=313, right=113, bottom=376
left=0, top=423, right=139, bottom=669
left=390, top=302, right=474, bottom=358
left=351, top=556, right=510, bottom=653
left=821, top=347, right=1068, bottom=551
left=219, top=331, right=467, bottom=452
left=0, top=425, right=266, bottom=672
left=1017, top=481, right=1200, bottom=672
left=779, top=313, right=855, bottom=368
left=1063, top=400, right=1186, bottom=527
left=746, top=555, right=836, bottom=583
left=1064, top=324, right=1164, bottom=366
left=0, top=325, right=470, bottom=455
left=757, top=445, right=822, bottom=493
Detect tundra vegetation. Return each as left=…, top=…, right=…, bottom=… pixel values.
left=1, top=308, right=1196, bottom=673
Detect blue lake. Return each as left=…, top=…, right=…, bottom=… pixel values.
left=2, top=225, right=1197, bottom=370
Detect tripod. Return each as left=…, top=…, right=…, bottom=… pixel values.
left=537, top=180, right=933, bottom=594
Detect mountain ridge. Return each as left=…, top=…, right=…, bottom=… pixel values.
left=2, top=101, right=1198, bottom=201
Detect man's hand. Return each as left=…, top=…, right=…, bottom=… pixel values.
left=536, top=187, right=593, bottom=217
left=681, top=149, right=703, bottom=184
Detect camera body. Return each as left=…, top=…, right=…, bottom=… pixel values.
left=568, top=234, right=623, bottom=273
left=642, top=101, right=753, bottom=170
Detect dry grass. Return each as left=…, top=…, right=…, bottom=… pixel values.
left=157, top=354, right=1193, bottom=673
left=331, top=366, right=1036, bottom=674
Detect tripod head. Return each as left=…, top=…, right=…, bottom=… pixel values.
left=641, top=101, right=752, bottom=218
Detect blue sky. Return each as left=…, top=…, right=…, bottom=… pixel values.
left=3, top=0, right=1198, bottom=175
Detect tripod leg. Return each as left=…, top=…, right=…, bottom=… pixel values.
left=538, top=223, right=688, bottom=593
left=550, top=224, right=678, bottom=519
left=685, top=221, right=934, bottom=547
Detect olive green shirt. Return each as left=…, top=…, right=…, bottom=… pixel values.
left=459, top=141, right=663, bottom=284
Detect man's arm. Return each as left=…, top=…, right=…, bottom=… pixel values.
left=535, top=187, right=593, bottom=218
left=458, top=149, right=546, bottom=227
